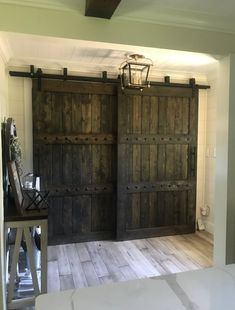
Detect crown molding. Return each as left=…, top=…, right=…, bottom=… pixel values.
left=116, top=15, right=235, bottom=35
left=1, top=0, right=235, bottom=34
left=0, top=0, right=81, bottom=12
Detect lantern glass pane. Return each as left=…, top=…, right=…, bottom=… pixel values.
left=129, top=64, right=149, bottom=87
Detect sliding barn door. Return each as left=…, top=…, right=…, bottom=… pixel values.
left=117, top=86, right=198, bottom=240
left=33, top=80, right=117, bottom=244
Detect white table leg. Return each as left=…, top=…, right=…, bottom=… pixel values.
left=7, top=228, right=23, bottom=303
left=40, top=219, right=48, bottom=293
left=24, top=227, right=40, bottom=296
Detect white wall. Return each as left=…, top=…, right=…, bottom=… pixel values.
left=196, top=90, right=207, bottom=223
left=0, top=52, right=8, bottom=310
left=225, top=54, right=235, bottom=263
left=8, top=77, right=33, bottom=175
left=203, top=75, right=218, bottom=234
left=213, top=55, right=235, bottom=265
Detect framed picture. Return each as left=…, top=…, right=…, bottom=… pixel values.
left=8, top=161, right=24, bottom=214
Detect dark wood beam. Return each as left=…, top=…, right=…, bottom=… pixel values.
left=85, top=0, right=121, bottom=19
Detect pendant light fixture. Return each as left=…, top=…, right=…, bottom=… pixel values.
left=119, top=54, right=153, bottom=90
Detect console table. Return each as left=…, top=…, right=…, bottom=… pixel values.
left=5, top=207, right=48, bottom=310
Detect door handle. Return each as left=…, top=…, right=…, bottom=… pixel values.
left=190, top=146, right=196, bottom=177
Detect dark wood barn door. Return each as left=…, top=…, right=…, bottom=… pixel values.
left=33, top=80, right=117, bottom=244
left=117, top=86, right=198, bottom=240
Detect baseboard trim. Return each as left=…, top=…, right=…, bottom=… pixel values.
left=205, top=220, right=214, bottom=235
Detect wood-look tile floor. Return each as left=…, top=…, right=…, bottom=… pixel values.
left=47, top=231, right=213, bottom=293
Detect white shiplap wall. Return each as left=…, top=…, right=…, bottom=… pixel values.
left=0, top=54, right=8, bottom=310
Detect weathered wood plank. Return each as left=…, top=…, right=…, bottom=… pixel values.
left=72, top=196, right=92, bottom=233
left=72, top=145, right=82, bottom=184
left=158, top=97, right=167, bottom=134
left=119, top=265, right=138, bottom=280
left=117, top=99, right=130, bottom=239
left=76, top=242, right=91, bottom=263
left=92, top=145, right=102, bottom=183
left=72, top=93, right=82, bottom=132
left=164, top=191, right=174, bottom=226
left=117, top=241, right=157, bottom=278
left=91, top=94, right=101, bottom=133
left=32, top=90, right=43, bottom=133
left=132, top=95, right=141, bottom=134
left=149, top=192, right=157, bottom=228
left=181, top=145, right=188, bottom=180
left=110, top=95, right=117, bottom=134
left=81, top=145, right=92, bottom=185
left=175, top=97, right=183, bottom=134
left=101, top=94, right=111, bottom=132
left=131, top=193, right=140, bottom=229
left=123, top=85, right=194, bottom=98
left=57, top=245, right=71, bottom=276
left=126, top=95, right=133, bottom=135
left=51, top=93, right=63, bottom=132
left=39, top=145, right=52, bottom=188
left=156, top=192, right=165, bottom=226
left=81, top=261, right=100, bottom=286
left=60, top=275, right=75, bottom=291
left=165, top=144, right=175, bottom=180
left=86, top=242, right=109, bottom=278
left=63, top=93, right=72, bottom=133
left=51, top=197, right=64, bottom=236
left=118, top=91, right=128, bottom=137
left=140, top=193, right=150, bottom=228
left=62, top=145, right=73, bottom=184
left=51, top=145, right=62, bottom=186
left=66, top=244, right=88, bottom=288
left=47, top=245, right=58, bottom=262
left=150, top=96, right=158, bottom=134
left=188, top=188, right=196, bottom=227
left=132, top=145, right=141, bottom=182
left=98, top=246, right=126, bottom=282
left=166, top=96, right=175, bottom=134
left=182, top=97, right=190, bottom=134
left=150, top=145, right=158, bottom=182
left=47, top=261, right=60, bottom=292
left=179, top=190, right=187, bottom=225
left=80, top=195, right=92, bottom=233
left=63, top=196, right=73, bottom=235
left=92, top=195, right=114, bottom=232
left=33, top=79, right=116, bottom=95
left=174, top=145, right=182, bottom=179
left=157, top=145, right=166, bottom=179
left=189, top=93, right=199, bottom=136
left=141, top=145, right=150, bottom=182
left=81, top=94, right=92, bottom=133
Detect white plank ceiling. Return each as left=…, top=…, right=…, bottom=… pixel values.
left=0, top=31, right=218, bottom=81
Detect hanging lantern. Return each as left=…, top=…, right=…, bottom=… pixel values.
left=119, top=54, right=153, bottom=90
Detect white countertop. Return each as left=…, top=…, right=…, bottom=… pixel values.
left=36, top=264, right=235, bottom=310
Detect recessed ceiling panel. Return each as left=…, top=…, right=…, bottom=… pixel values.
left=0, top=32, right=219, bottom=80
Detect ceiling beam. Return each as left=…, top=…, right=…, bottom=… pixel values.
left=85, top=0, right=121, bottom=19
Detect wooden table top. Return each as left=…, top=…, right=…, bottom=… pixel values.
left=4, top=197, right=48, bottom=222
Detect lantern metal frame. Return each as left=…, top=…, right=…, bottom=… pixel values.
left=119, top=54, right=153, bottom=90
